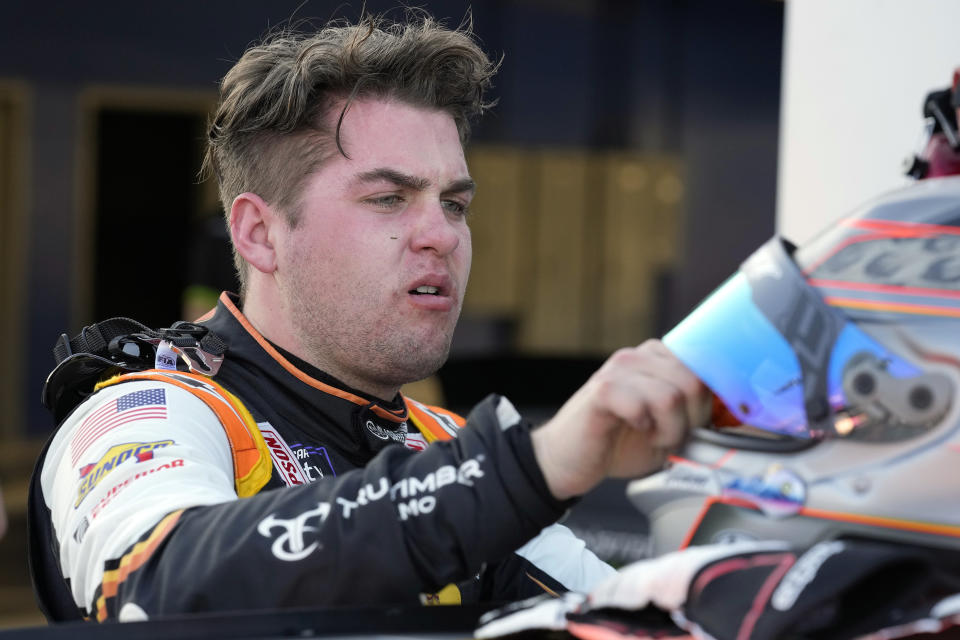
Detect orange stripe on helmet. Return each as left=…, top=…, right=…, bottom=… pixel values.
left=824, top=296, right=960, bottom=318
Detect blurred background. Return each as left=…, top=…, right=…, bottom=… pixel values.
left=0, top=0, right=955, bottom=629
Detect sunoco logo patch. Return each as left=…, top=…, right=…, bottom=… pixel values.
left=75, top=440, right=173, bottom=507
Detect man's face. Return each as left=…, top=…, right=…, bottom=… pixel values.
left=274, top=98, right=473, bottom=398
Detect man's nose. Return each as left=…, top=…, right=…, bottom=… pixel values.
left=409, top=202, right=461, bottom=256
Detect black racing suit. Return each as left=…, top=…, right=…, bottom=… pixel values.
left=29, top=292, right=613, bottom=622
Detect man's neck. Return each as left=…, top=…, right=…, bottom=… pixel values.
left=269, top=342, right=401, bottom=406
left=241, top=287, right=401, bottom=401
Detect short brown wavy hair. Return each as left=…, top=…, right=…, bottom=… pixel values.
left=203, top=10, right=498, bottom=292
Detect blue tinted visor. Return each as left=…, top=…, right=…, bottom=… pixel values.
left=663, top=238, right=921, bottom=439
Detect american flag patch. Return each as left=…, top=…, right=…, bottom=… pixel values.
left=70, top=389, right=167, bottom=465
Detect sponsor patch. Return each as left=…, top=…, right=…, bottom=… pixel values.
left=70, top=389, right=168, bottom=465
left=154, top=340, right=178, bottom=370
left=403, top=431, right=428, bottom=452
left=90, top=459, right=185, bottom=519
left=721, top=465, right=806, bottom=518
left=75, top=440, right=173, bottom=508
left=420, top=583, right=462, bottom=605
left=258, top=423, right=307, bottom=486
left=334, top=455, right=485, bottom=520
left=258, top=502, right=330, bottom=561
left=771, top=541, right=844, bottom=610
left=365, top=419, right=407, bottom=444
left=664, top=464, right=720, bottom=494
left=290, top=444, right=337, bottom=480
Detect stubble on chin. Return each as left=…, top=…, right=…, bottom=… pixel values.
left=343, top=316, right=457, bottom=389
left=281, top=278, right=457, bottom=391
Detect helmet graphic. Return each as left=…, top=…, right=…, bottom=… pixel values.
left=631, top=177, right=960, bottom=556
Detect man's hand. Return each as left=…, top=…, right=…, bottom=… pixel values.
left=531, top=339, right=711, bottom=501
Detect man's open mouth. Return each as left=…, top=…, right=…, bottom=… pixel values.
left=411, top=285, right=440, bottom=295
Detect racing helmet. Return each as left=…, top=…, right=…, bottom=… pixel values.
left=630, top=177, right=960, bottom=556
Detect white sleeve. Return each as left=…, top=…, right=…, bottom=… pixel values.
left=516, top=523, right=617, bottom=592
left=40, top=380, right=238, bottom=611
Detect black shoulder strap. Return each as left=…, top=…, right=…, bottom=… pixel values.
left=52, top=317, right=155, bottom=367
left=43, top=318, right=227, bottom=424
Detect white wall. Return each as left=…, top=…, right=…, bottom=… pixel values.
left=778, top=0, right=960, bottom=244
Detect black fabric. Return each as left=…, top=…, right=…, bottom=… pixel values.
left=51, top=318, right=135, bottom=364
left=684, top=539, right=960, bottom=640
left=50, top=317, right=200, bottom=365
left=104, top=406, right=566, bottom=616
left=27, top=435, right=86, bottom=622
left=475, top=539, right=960, bottom=640
left=483, top=553, right=568, bottom=601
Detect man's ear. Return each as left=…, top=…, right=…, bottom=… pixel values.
left=230, top=192, right=279, bottom=274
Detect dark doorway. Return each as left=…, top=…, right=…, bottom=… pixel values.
left=92, top=108, right=208, bottom=327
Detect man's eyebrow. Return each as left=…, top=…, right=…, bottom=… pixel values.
left=355, top=168, right=429, bottom=191
left=443, top=177, right=476, bottom=196
left=354, top=168, right=475, bottom=195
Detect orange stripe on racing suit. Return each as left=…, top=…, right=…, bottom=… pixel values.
left=95, top=510, right=184, bottom=621
left=404, top=398, right=465, bottom=443
left=95, top=370, right=272, bottom=498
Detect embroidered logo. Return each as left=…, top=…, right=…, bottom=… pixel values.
left=154, top=340, right=178, bottom=370
left=258, top=423, right=307, bottom=486
left=365, top=419, right=407, bottom=444
left=257, top=502, right=330, bottom=561
left=75, top=440, right=173, bottom=507
left=771, top=541, right=844, bottom=611
left=291, top=444, right=337, bottom=480
left=404, top=431, right=428, bottom=452
left=91, top=459, right=185, bottom=519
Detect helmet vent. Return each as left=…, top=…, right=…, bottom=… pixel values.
left=841, top=353, right=953, bottom=440
left=909, top=385, right=934, bottom=410
left=853, top=372, right=876, bottom=396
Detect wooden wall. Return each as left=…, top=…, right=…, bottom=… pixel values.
left=0, top=83, right=27, bottom=438
left=465, top=147, right=684, bottom=356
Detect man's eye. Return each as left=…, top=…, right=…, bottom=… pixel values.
left=442, top=200, right=469, bottom=216
left=368, top=195, right=404, bottom=209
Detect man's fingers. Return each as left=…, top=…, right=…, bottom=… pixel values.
left=626, top=374, right=692, bottom=449
left=595, top=341, right=711, bottom=438
left=635, top=340, right=712, bottom=427
left=532, top=338, right=712, bottom=499
left=590, top=370, right=695, bottom=454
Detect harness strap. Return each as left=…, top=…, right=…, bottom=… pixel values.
left=53, top=318, right=226, bottom=370
left=53, top=318, right=152, bottom=364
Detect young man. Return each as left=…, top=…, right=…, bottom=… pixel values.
left=29, top=12, right=710, bottom=623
